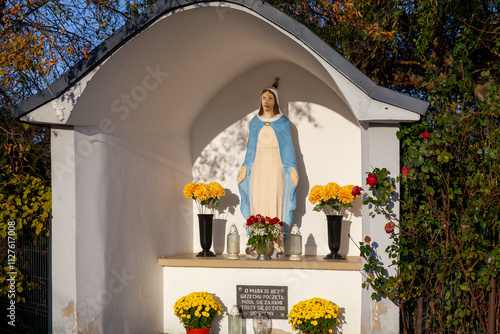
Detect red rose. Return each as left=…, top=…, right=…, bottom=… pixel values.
left=366, top=174, right=377, bottom=187
left=246, top=218, right=253, bottom=226
left=351, top=186, right=363, bottom=197
left=402, top=166, right=408, bottom=175
left=385, top=221, right=396, bottom=234
left=422, top=131, right=430, bottom=139
left=280, top=221, right=284, bottom=226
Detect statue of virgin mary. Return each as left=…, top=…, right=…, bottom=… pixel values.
left=237, top=79, right=298, bottom=256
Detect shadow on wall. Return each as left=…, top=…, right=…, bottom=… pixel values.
left=190, top=60, right=356, bottom=165
left=191, top=61, right=360, bottom=248
left=192, top=117, right=249, bottom=184
left=336, top=305, right=347, bottom=334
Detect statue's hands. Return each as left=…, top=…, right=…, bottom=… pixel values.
left=290, top=167, right=298, bottom=186
left=237, top=167, right=247, bottom=185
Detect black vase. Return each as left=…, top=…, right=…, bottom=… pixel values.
left=324, top=215, right=344, bottom=260
left=196, top=214, right=216, bottom=257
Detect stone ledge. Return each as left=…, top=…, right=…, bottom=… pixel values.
left=157, top=254, right=361, bottom=271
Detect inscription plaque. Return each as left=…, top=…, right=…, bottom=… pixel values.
left=236, top=285, right=288, bottom=319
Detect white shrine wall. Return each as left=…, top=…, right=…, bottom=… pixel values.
left=163, top=266, right=362, bottom=334
left=191, top=60, right=362, bottom=257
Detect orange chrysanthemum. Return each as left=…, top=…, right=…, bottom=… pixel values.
left=183, top=182, right=197, bottom=199
left=308, top=185, right=324, bottom=204
left=337, top=185, right=355, bottom=204
left=193, top=183, right=210, bottom=201
left=323, top=182, right=340, bottom=201
left=208, top=182, right=225, bottom=198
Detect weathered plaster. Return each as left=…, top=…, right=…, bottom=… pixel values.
left=271, top=329, right=292, bottom=334
left=61, top=300, right=75, bottom=319
left=372, top=301, right=389, bottom=332
left=79, top=321, right=99, bottom=334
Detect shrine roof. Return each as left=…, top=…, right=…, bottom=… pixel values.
left=12, top=0, right=429, bottom=119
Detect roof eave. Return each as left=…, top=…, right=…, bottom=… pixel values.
left=11, top=0, right=429, bottom=120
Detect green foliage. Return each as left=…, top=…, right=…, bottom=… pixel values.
left=360, top=46, right=500, bottom=332
left=0, top=169, right=51, bottom=239
left=264, top=1, right=499, bottom=332
left=364, top=168, right=396, bottom=209
left=0, top=267, right=32, bottom=303
left=0, top=0, right=153, bottom=307
left=0, top=140, right=52, bottom=303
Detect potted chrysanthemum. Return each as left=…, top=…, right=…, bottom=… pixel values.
left=173, top=291, right=222, bottom=333
left=288, top=297, right=340, bottom=334
left=308, top=183, right=362, bottom=259
left=183, top=182, right=226, bottom=257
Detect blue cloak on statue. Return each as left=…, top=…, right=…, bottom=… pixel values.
left=238, top=114, right=298, bottom=230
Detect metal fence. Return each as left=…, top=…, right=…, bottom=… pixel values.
left=1, top=231, right=50, bottom=333
left=411, top=279, right=497, bottom=334
left=405, top=257, right=498, bottom=334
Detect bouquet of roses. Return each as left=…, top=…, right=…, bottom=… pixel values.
left=245, top=214, right=284, bottom=248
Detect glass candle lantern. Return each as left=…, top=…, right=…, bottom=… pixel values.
left=252, top=312, right=271, bottom=334
left=289, top=224, right=302, bottom=260
left=226, top=224, right=240, bottom=259
left=228, top=305, right=242, bottom=334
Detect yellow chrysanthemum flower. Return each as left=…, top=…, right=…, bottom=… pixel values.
left=174, top=291, right=221, bottom=328
left=193, top=183, right=209, bottom=201
left=338, top=185, right=355, bottom=204
left=308, top=185, right=323, bottom=204
left=208, top=182, right=225, bottom=198
left=288, top=297, right=340, bottom=333
left=183, top=183, right=197, bottom=199
left=323, top=182, right=340, bottom=200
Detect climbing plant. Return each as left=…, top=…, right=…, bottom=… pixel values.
left=265, top=1, right=500, bottom=332
left=360, top=32, right=500, bottom=332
